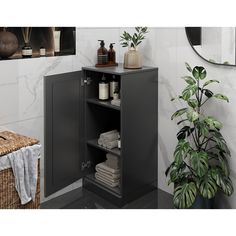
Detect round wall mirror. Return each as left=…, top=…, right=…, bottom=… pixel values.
left=185, top=27, right=236, bottom=66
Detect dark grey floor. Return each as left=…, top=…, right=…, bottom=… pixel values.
left=41, top=187, right=173, bottom=209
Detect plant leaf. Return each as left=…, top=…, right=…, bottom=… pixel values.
left=174, top=139, right=190, bottom=165
left=187, top=99, right=198, bottom=109
left=203, top=79, right=220, bottom=88
left=182, top=84, right=198, bottom=100
left=199, top=173, right=217, bottom=199
left=211, top=168, right=233, bottom=196
left=190, top=151, right=208, bottom=178
left=218, top=153, right=230, bottom=177
left=173, top=182, right=197, bottom=208
left=187, top=110, right=199, bottom=122
left=182, top=76, right=196, bottom=85
left=203, top=89, right=213, bottom=98
left=192, top=66, right=207, bottom=80
left=204, top=116, right=223, bottom=130
left=171, top=108, right=188, bottom=120
left=213, top=93, right=229, bottom=103
left=177, top=126, right=194, bottom=140
left=169, top=162, right=186, bottom=183
left=185, top=62, right=192, bottom=72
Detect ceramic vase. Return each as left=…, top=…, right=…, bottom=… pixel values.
left=124, top=46, right=142, bottom=69
left=0, top=30, right=18, bottom=58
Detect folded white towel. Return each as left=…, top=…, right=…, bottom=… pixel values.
left=95, top=173, right=119, bottom=188
left=96, top=162, right=120, bottom=174
left=96, top=167, right=120, bottom=179
left=7, top=144, right=41, bottom=205
left=95, top=172, right=119, bottom=183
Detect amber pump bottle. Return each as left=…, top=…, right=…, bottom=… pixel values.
left=97, top=40, right=108, bottom=65
left=108, top=43, right=116, bottom=64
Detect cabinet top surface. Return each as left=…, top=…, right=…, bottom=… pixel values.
left=82, top=64, right=158, bottom=75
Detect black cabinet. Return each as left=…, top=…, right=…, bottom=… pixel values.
left=44, top=64, right=158, bottom=206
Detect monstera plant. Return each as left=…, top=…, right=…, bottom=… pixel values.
left=166, top=63, right=233, bottom=209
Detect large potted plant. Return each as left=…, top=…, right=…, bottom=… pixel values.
left=120, top=27, right=148, bottom=69
left=166, top=63, right=233, bottom=209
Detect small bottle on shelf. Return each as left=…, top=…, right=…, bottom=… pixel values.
left=97, top=40, right=108, bottom=65
left=22, top=43, right=32, bottom=58
left=99, top=74, right=109, bottom=100
left=109, top=75, right=119, bottom=98
left=108, top=43, right=116, bottom=64
left=40, top=46, right=46, bottom=57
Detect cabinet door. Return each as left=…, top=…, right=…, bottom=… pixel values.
left=44, top=71, right=85, bottom=197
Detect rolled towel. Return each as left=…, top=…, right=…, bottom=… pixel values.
left=101, top=132, right=120, bottom=143
left=105, top=140, right=118, bottom=149
left=100, top=130, right=118, bottom=139
left=95, top=173, right=119, bottom=188
left=96, top=162, right=120, bottom=174
left=98, top=138, right=103, bottom=146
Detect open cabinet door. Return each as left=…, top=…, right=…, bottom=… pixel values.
left=44, top=71, right=85, bottom=197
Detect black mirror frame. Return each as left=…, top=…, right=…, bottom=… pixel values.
left=185, top=27, right=235, bottom=67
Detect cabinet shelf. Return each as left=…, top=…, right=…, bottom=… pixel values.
left=87, top=139, right=121, bottom=157
left=86, top=98, right=120, bottom=111
left=84, top=173, right=121, bottom=197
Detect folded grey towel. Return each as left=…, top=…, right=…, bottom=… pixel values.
left=95, top=172, right=120, bottom=182
left=106, top=153, right=119, bottom=161
left=100, top=130, right=118, bottom=139
left=96, top=162, right=120, bottom=174
left=105, top=159, right=119, bottom=169
left=95, top=173, right=119, bottom=188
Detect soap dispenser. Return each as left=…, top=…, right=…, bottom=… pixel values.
left=108, top=43, right=116, bottom=64
left=97, top=40, right=108, bottom=65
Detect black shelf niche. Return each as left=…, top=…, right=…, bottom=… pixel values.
left=0, top=27, right=76, bottom=60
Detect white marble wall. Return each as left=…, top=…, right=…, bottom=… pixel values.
left=1, top=27, right=236, bottom=207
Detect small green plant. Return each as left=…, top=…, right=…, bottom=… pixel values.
left=120, top=27, right=148, bottom=48
left=166, top=62, right=233, bottom=209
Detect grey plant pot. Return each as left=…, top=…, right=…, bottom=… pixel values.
left=191, top=195, right=214, bottom=209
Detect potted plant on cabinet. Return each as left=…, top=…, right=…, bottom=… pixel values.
left=165, top=63, right=233, bottom=209
left=120, top=27, right=148, bottom=69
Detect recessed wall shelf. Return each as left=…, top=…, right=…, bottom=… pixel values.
left=0, top=27, right=75, bottom=61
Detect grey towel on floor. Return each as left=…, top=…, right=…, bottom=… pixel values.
left=95, top=173, right=119, bottom=188
left=7, top=144, right=41, bottom=205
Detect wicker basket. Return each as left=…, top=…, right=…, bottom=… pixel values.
left=0, top=131, right=40, bottom=209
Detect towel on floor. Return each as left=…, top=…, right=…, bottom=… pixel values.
left=96, top=162, right=120, bottom=175
left=7, top=144, right=41, bottom=205
left=95, top=173, right=119, bottom=188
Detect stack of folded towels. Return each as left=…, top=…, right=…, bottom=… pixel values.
left=98, top=130, right=120, bottom=149
left=95, top=153, right=120, bottom=188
